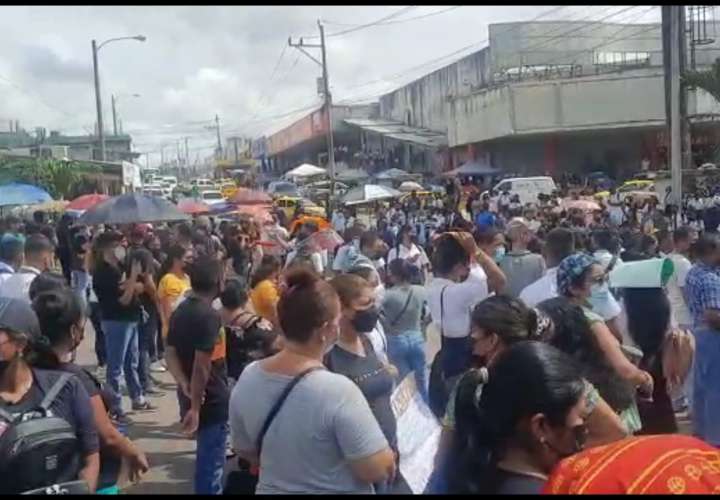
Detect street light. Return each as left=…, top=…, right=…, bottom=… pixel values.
left=111, top=93, right=141, bottom=136
left=92, top=35, right=146, bottom=161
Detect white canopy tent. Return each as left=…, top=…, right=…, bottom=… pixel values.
left=341, top=184, right=402, bottom=206
left=283, top=163, right=327, bottom=181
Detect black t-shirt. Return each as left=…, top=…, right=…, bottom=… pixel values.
left=494, top=470, right=545, bottom=495
left=0, top=368, right=99, bottom=458
left=167, top=295, right=229, bottom=427
left=325, top=337, right=397, bottom=449
left=93, top=261, right=141, bottom=322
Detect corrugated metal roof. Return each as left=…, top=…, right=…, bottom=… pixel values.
left=343, top=118, right=447, bottom=148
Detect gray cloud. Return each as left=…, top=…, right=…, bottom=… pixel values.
left=0, top=5, right=660, bottom=166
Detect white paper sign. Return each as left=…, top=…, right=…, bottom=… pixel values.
left=391, top=374, right=441, bottom=494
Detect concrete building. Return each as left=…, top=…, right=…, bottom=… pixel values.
left=259, top=104, right=378, bottom=176
left=0, top=125, right=139, bottom=163
left=348, top=18, right=720, bottom=179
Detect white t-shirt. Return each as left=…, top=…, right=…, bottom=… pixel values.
left=519, top=267, right=558, bottom=308
left=667, top=252, right=692, bottom=327
left=427, top=265, right=488, bottom=339
left=386, top=243, right=429, bottom=268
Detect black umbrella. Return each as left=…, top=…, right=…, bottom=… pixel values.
left=78, top=193, right=190, bottom=225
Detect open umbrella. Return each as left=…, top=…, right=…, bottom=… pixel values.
left=230, top=188, right=272, bottom=205
left=398, top=181, right=425, bottom=192
left=177, top=199, right=210, bottom=215
left=0, top=183, right=52, bottom=207
left=342, top=184, right=402, bottom=206
left=235, top=204, right=273, bottom=224
left=79, top=193, right=189, bottom=225
left=208, top=201, right=238, bottom=216
left=67, top=193, right=109, bottom=211
left=375, top=168, right=410, bottom=180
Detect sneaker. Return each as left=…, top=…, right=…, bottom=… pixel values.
left=150, top=361, right=167, bottom=373
left=132, top=400, right=157, bottom=411
left=111, top=412, right=133, bottom=426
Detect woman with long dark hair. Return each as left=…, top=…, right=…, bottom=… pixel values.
left=448, top=342, right=590, bottom=494
left=31, top=289, right=149, bottom=493
left=622, top=287, right=678, bottom=434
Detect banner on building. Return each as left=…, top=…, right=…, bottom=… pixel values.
left=391, top=374, right=441, bottom=494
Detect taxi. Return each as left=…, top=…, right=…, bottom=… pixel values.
left=274, top=196, right=326, bottom=220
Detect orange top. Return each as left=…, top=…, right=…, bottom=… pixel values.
left=543, top=434, right=720, bottom=495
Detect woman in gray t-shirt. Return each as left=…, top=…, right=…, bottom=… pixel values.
left=380, top=259, right=428, bottom=403
left=229, top=269, right=395, bottom=494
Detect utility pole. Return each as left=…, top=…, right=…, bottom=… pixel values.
left=289, top=19, right=337, bottom=209
left=184, top=137, right=189, bottom=167
left=215, top=114, right=222, bottom=157
left=111, top=94, right=118, bottom=136
left=667, top=6, right=683, bottom=208
left=91, top=40, right=106, bottom=161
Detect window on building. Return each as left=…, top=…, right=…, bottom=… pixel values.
left=593, top=51, right=650, bottom=66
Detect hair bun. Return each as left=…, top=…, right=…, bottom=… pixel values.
left=283, top=268, right=319, bottom=292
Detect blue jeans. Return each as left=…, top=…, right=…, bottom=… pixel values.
left=195, top=421, right=228, bottom=495
left=138, top=308, right=158, bottom=392
left=387, top=330, right=428, bottom=404
left=102, top=320, right=144, bottom=415
left=692, top=327, right=720, bottom=446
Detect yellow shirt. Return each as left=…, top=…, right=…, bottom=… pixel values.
left=158, top=272, right=191, bottom=306
left=250, top=279, right=279, bottom=322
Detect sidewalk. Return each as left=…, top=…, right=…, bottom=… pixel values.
left=76, top=326, right=195, bottom=494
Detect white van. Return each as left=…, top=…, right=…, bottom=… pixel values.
left=487, top=176, right=557, bottom=206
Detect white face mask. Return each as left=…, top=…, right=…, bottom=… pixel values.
left=113, top=246, right=126, bottom=262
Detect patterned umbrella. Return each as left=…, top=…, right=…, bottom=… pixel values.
left=79, top=193, right=189, bottom=225
left=0, top=183, right=52, bottom=207
left=235, top=204, right=273, bottom=223
left=177, top=199, right=210, bottom=215
left=230, top=188, right=272, bottom=205
left=67, top=193, right=109, bottom=211
left=554, top=198, right=601, bottom=213
left=398, top=181, right=425, bottom=192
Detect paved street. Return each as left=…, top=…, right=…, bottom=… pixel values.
left=76, top=326, right=195, bottom=494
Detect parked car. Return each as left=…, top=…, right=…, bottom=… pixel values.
left=200, top=190, right=225, bottom=206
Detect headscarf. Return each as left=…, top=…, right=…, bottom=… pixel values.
left=556, top=252, right=596, bottom=297
left=543, top=435, right=720, bottom=494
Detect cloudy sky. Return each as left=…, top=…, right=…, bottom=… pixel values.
left=0, top=5, right=660, bottom=167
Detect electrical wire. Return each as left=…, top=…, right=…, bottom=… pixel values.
left=333, top=4, right=572, bottom=101
left=302, top=6, right=418, bottom=39
left=324, top=6, right=462, bottom=28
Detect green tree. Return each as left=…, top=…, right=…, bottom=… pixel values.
left=0, top=157, right=98, bottom=199
left=683, top=57, right=720, bottom=103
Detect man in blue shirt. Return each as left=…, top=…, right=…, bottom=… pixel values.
left=0, top=234, right=24, bottom=280
left=474, top=202, right=496, bottom=229
left=684, top=233, right=720, bottom=446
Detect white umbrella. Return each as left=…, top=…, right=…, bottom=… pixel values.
left=342, top=184, right=402, bottom=205
left=284, top=163, right=327, bottom=179
left=398, top=181, right=424, bottom=192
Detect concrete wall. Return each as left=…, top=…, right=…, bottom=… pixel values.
left=378, top=48, right=490, bottom=134
left=448, top=69, right=668, bottom=146
left=489, top=21, right=663, bottom=72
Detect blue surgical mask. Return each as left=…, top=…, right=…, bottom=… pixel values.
left=494, top=246, right=506, bottom=263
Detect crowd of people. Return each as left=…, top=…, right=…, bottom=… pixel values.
left=1, top=179, right=720, bottom=495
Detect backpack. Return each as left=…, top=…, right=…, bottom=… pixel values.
left=226, top=312, right=279, bottom=381
left=0, top=372, right=83, bottom=495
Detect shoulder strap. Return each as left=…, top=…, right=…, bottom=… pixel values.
left=440, top=284, right=449, bottom=339
left=39, top=372, right=73, bottom=412
left=256, top=366, right=324, bottom=455
left=390, top=288, right=414, bottom=326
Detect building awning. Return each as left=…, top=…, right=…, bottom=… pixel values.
left=344, top=118, right=447, bottom=149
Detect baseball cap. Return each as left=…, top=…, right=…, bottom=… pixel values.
left=0, top=297, right=41, bottom=340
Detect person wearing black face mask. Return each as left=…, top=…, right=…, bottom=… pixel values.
left=325, top=274, right=407, bottom=494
